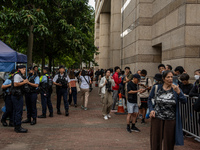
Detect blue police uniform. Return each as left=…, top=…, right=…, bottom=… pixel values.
left=11, top=70, right=28, bottom=133
left=53, top=73, right=70, bottom=115
left=1, top=78, right=13, bottom=126
left=24, top=75, right=39, bottom=121
left=39, top=74, right=53, bottom=117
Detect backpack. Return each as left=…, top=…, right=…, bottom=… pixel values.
left=46, top=74, right=53, bottom=93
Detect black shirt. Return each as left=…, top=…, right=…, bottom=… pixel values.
left=127, top=81, right=138, bottom=103
left=189, top=80, right=200, bottom=97
left=154, top=88, right=176, bottom=120
left=179, top=83, right=193, bottom=95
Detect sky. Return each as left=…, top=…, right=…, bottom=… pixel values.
left=89, top=0, right=95, bottom=9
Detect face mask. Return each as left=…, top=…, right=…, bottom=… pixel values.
left=194, top=75, right=199, bottom=80
left=141, top=76, right=145, bottom=80
left=29, top=73, right=33, bottom=77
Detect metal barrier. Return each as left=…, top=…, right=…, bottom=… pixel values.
left=179, top=95, right=200, bottom=139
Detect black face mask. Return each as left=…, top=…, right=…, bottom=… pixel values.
left=29, top=73, right=33, bottom=77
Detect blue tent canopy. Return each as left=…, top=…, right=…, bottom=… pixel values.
left=17, top=52, right=27, bottom=63
left=0, top=40, right=27, bottom=72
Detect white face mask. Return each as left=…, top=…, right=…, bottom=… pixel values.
left=194, top=75, right=200, bottom=80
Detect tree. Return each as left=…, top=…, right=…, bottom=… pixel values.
left=0, top=0, right=98, bottom=70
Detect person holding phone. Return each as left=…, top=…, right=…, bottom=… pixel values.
left=138, top=69, right=152, bottom=124
left=148, top=70, right=187, bottom=150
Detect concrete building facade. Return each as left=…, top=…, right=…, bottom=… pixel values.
left=95, top=0, right=200, bottom=78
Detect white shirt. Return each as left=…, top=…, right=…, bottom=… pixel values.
left=53, top=73, right=71, bottom=83
left=14, top=74, right=23, bottom=83
left=99, top=76, right=115, bottom=94
left=80, top=75, right=91, bottom=89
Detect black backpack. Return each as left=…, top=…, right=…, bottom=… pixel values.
left=46, top=74, right=53, bottom=93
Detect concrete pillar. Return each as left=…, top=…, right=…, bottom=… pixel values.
left=94, top=22, right=100, bottom=71
left=99, top=13, right=110, bottom=69
left=110, top=0, right=121, bottom=69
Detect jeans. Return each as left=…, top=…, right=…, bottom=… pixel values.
left=69, top=87, right=77, bottom=105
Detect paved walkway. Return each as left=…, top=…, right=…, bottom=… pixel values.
left=0, top=86, right=199, bottom=150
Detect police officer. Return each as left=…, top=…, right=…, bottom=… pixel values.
left=53, top=66, right=71, bottom=116
left=1, top=69, right=16, bottom=127
left=38, top=67, right=53, bottom=118
left=22, top=67, right=39, bottom=125
left=11, top=65, right=28, bottom=133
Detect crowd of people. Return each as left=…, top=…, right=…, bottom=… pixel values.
left=95, top=64, right=200, bottom=149
left=1, top=63, right=200, bottom=149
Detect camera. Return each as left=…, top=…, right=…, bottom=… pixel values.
left=106, top=79, right=113, bottom=92
left=56, top=78, right=68, bottom=88
left=23, top=83, right=31, bottom=93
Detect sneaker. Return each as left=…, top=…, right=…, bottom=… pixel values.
left=74, top=104, right=77, bottom=108
left=81, top=105, right=84, bottom=109
left=131, top=126, right=140, bottom=132
left=104, top=115, right=108, bottom=120
left=111, top=109, right=117, bottom=113
left=84, top=107, right=88, bottom=111
left=126, top=127, right=132, bottom=133
left=107, top=114, right=111, bottom=119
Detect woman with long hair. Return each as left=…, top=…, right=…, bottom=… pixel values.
left=148, top=70, right=187, bottom=150
left=68, top=71, right=78, bottom=107
left=79, top=70, right=91, bottom=110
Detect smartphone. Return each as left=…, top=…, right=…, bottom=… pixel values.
left=173, top=76, right=178, bottom=85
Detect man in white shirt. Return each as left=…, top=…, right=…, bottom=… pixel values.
left=53, top=66, right=71, bottom=116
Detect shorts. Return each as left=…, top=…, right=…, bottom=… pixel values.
left=139, top=98, right=148, bottom=109
left=127, top=101, right=139, bottom=114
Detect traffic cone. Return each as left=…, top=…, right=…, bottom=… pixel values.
left=95, top=81, right=98, bottom=87
left=115, top=93, right=127, bottom=115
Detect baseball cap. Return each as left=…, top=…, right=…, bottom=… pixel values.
left=133, top=74, right=141, bottom=80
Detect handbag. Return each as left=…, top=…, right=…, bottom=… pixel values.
left=83, top=76, right=93, bottom=92
left=76, top=79, right=80, bottom=92
left=146, top=85, right=158, bottom=119
left=193, top=95, right=200, bottom=112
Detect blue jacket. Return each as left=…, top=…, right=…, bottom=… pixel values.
left=148, top=84, right=187, bottom=146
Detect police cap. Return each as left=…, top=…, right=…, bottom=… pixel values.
left=18, top=65, right=26, bottom=69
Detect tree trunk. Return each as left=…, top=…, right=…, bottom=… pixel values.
left=27, top=25, right=34, bottom=67
left=49, top=55, right=52, bottom=73
left=42, top=39, right=45, bottom=73
left=53, top=58, right=55, bottom=75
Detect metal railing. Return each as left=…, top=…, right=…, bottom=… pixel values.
left=179, top=95, right=200, bottom=139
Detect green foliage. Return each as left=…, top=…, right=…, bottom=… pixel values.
left=0, top=0, right=98, bottom=69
